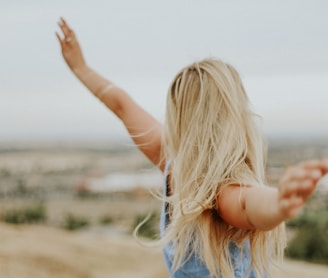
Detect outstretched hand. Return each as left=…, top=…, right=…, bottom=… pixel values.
left=278, top=158, right=328, bottom=219
left=56, top=17, right=86, bottom=72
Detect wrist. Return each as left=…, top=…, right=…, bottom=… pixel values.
left=72, top=64, right=90, bottom=78
left=253, top=187, right=286, bottom=230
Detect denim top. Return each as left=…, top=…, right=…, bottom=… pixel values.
left=160, top=161, right=258, bottom=278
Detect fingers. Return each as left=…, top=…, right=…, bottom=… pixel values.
left=279, top=195, right=303, bottom=219
left=57, top=17, right=75, bottom=45
left=59, top=17, right=73, bottom=36
left=55, top=31, right=63, bottom=46
left=278, top=157, right=328, bottom=220
left=283, top=158, right=327, bottom=184
left=299, top=158, right=328, bottom=173
left=60, top=17, right=70, bottom=29
left=279, top=158, right=328, bottom=199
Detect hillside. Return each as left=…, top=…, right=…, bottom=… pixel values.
left=0, top=223, right=328, bottom=278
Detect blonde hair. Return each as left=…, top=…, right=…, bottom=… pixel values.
left=162, top=58, right=286, bottom=277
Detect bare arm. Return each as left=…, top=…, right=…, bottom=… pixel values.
left=218, top=158, right=328, bottom=230
left=56, top=18, right=164, bottom=170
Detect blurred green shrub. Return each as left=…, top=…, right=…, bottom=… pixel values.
left=286, top=210, right=328, bottom=264
left=99, top=215, right=114, bottom=225
left=1, top=203, right=46, bottom=224
left=63, top=213, right=90, bottom=231
left=132, top=211, right=160, bottom=239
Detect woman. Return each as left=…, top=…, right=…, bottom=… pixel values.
left=56, top=18, right=328, bottom=277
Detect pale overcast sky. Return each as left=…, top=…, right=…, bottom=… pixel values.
left=0, top=0, right=327, bottom=142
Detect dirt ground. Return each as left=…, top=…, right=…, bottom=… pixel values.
left=0, top=223, right=166, bottom=278
left=0, top=223, right=327, bottom=278
left=1, top=144, right=328, bottom=277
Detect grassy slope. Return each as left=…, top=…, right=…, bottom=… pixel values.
left=0, top=223, right=328, bottom=278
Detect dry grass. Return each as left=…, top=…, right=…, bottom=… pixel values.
left=0, top=223, right=327, bottom=278
left=1, top=144, right=328, bottom=277
left=0, top=223, right=167, bottom=278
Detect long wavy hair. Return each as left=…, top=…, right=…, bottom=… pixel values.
left=162, top=58, right=286, bottom=277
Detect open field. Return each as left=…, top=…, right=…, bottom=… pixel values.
left=0, top=223, right=167, bottom=278
left=0, top=139, right=328, bottom=277
left=0, top=223, right=328, bottom=278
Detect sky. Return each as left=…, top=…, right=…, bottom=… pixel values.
left=1, top=0, right=328, bottom=143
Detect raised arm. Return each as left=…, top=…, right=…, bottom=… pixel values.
left=56, top=18, right=165, bottom=170
left=218, top=158, right=328, bottom=230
